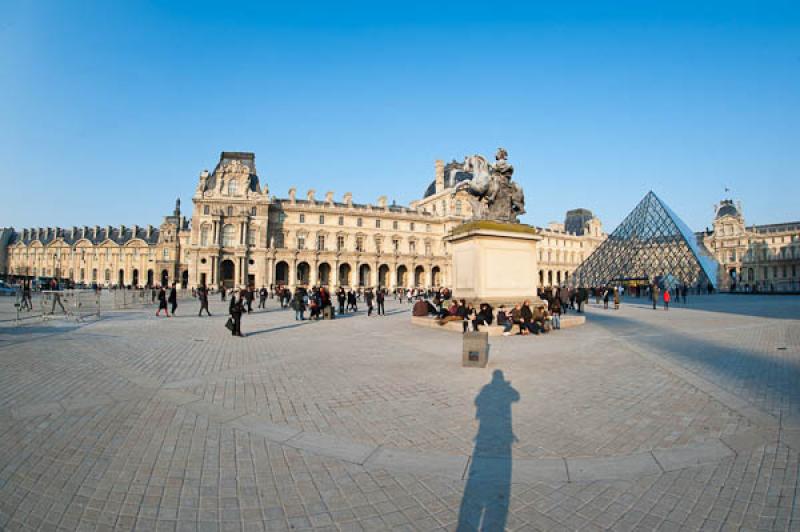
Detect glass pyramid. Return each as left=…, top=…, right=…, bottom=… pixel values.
left=571, top=191, right=719, bottom=289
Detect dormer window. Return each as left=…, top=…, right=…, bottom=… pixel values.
left=227, top=180, right=238, bottom=196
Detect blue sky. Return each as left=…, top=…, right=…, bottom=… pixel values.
left=1, top=1, right=798, bottom=232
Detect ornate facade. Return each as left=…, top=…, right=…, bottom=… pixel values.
left=3, top=151, right=606, bottom=291
left=699, top=200, right=800, bottom=292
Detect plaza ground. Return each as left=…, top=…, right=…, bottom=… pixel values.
left=0, top=293, right=799, bottom=531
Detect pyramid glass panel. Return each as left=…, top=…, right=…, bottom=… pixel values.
left=571, top=191, right=719, bottom=289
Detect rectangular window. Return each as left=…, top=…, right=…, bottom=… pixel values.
left=410, top=222, right=415, bottom=231
left=317, top=235, right=325, bottom=250
left=275, top=233, right=284, bottom=248
left=251, top=207, right=257, bottom=216
left=163, top=249, right=169, bottom=260
left=337, top=236, right=345, bottom=251
left=338, top=216, right=344, bottom=226
left=247, top=228, right=256, bottom=246
left=426, top=224, right=431, bottom=232
left=203, top=205, right=210, bottom=215
left=409, top=241, right=416, bottom=254
left=393, top=239, right=400, bottom=252
left=297, top=236, right=305, bottom=250
left=425, top=242, right=431, bottom=255
left=356, top=237, right=364, bottom=252
left=393, top=221, right=398, bottom=230
left=319, top=215, right=325, bottom=225
left=375, top=239, right=382, bottom=253
left=299, top=214, right=305, bottom=223
left=375, top=219, right=381, bottom=229
left=357, top=218, right=363, bottom=227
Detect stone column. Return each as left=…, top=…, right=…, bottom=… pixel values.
left=311, top=258, right=318, bottom=287
left=332, top=260, right=339, bottom=287
left=291, top=258, right=297, bottom=289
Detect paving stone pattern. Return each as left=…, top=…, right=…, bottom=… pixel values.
left=0, top=293, right=799, bottom=530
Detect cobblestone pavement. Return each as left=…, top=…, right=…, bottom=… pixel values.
left=0, top=294, right=798, bottom=530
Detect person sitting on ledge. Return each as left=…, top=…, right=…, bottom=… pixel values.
left=412, top=298, right=430, bottom=317
left=497, top=305, right=513, bottom=336
left=531, top=304, right=547, bottom=334
left=476, top=303, right=494, bottom=329
left=520, top=300, right=534, bottom=335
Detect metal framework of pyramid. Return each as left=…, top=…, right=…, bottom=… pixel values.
left=571, top=191, right=719, bottom=289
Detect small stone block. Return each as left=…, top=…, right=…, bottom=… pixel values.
left=463, top=331, right=489, bottom=368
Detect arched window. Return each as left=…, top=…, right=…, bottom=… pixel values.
left=222, top=224, right=236, bottom=247
left=227, top=180, right=238, bottom=196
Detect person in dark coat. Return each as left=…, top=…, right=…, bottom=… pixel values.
left=365, top=289, right=375, bottom=316
left=168, top=283, right=178, bottom=315
left=376, top=289, right=385, bottom=316
left=156, top=286, right=169, bottom=317
left=337, top=288, right=346, bottom=315
left=198, top=284, right=211, bottom=316
left=229, top=293, right=244, bottom=336
left=258, top=286, right=267, bottom=309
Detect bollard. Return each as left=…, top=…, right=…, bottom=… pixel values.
left=462, top=331, right=489, bottom=368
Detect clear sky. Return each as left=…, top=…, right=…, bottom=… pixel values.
left=2, top=1, right=798, bottom=232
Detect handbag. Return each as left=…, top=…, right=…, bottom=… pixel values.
left=225, top=317, right=234, bottom=331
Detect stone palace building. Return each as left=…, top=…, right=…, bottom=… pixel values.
left=2, top=151, right=606, bottom=291
left=699, top=200, right=800, bottom=292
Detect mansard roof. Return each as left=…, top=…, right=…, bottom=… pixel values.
left=205, top=151, right=260, bottom=193
left=9, top=225, right=160, bottom=247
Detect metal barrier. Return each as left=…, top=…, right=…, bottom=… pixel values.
left=8, top=287, right=196, bottom=325
left=38, top=290, right=101, bottom=322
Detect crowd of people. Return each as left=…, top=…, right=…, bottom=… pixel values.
left=159, top=279, right=696, bottom=338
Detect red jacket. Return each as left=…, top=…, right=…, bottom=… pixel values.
left=663, top=291, right=671, bottom=302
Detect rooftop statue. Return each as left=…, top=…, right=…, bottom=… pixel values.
left=457, top=148, right=526, bottom=223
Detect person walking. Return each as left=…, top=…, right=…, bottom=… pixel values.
left=292, top=289, right=306, bottom=320
left=663, top=289, right=671, bottom=311
left=220, top=287, right=227, bottom=302
left=156, top=286, right=169, bottom=317
left=168, top=283, right=178, bottom=316
left=198, top=284, right=211, bottom=316
left=366, top=289, right=375, bottom=316
left=258, top=286, right=267, bottom=309
left=376, top=289, right=385, bottom=316
left=20, top=281, right=33, bottom=311
left=228, top=293, right=244, bottom=337
left=337, top=288, right=346, bottom=315
left=651, top=284, right=659, bottom=310
left=613, top=287, right=620, bottom=310
left=602, top=288, right=609, bottom=310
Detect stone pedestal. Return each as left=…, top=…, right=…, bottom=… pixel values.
left=445, top=221, right=542, bottom=306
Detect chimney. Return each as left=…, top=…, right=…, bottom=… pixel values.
left=343, top=192, right=353, bottom=207
left=377, top=196, right=387, bottom=209
left=435, top=160, right=444, bottom=193
left=146, top=225, right=153, bottom=240
left=325, top=191, right=334, bottom=205
left=106, top=225, right=112, bottom=239
left=93, top=226, right=99, bottom=240
left=288, top=187, right=296, bottom=204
